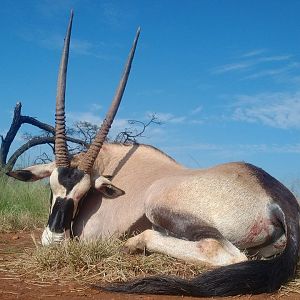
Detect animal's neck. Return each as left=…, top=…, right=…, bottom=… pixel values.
left=93, top=143, right=183, bottom=178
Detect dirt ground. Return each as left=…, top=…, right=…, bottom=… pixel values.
left=1, top=231, right=300, bottom=300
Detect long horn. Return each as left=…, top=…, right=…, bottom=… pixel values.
left=78, top=27, right=141, bottom=173
left=55, top=11, right=73, bottom=167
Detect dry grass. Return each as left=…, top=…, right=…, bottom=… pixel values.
left=2, top=235, right=300, bottom=296
left=9, top=236, right=207, bottom=286
left=283, top=271, right=300, bottom=295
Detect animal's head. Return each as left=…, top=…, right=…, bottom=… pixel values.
left=6, top=11, right=140, bottom=246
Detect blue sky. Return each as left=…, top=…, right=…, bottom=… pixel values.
left=1, top=0, right=300, bottom=187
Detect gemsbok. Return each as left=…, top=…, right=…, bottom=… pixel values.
left=7, top=12, right=300, bottom=297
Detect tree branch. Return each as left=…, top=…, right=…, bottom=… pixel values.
left=0, top=102, right=88, bottom=172
left=114, top=114, right=161, bottom=144
left=5, top=136, right=55, bottom=171
left=20, top=115, right=55, bottom=134
left=0, top=102, right=22, bottom=167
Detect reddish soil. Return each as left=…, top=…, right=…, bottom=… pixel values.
left=0, top=231, right=300, bottom=300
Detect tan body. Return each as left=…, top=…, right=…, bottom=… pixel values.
left=72, top=143, right=293, bottom=266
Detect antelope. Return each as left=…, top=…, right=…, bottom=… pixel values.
left=7, top=12, right=300, bottom=297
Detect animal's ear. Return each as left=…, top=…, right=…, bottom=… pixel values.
left=94, top=176, right=125, bottom=199
left=6, top=162, right=55, bottom=182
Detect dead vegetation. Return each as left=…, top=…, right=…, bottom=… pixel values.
left=1, top=234, right=299, bottom=296
left=8, top=236, right=207, bottom=286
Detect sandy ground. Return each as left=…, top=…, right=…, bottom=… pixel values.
left=1, top=231, right=300, bottom=300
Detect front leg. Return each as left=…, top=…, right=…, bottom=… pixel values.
left=123, top=231, right=149, bottom=254
left=122, top=229, right=247, bottom=266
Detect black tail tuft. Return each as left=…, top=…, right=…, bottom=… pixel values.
left=93, top=276, right=195, bottom=295
left=97, top=256, right=292, bottom=297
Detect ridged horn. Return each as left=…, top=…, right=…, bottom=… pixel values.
left=55, top=11, right=73, bottom=167
left=78, top=27, right=141, bottom=173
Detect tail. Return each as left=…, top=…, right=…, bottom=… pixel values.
left=97, top=205, right=300, bottom=296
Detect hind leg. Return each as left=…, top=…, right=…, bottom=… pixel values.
left=123, top=229, right=247, bottom=267
left=246, top=232, right=286, bottom=258
left=123, top=207, right=247, bottom=266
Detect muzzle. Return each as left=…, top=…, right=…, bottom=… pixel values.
left=41, top=226, right=70, bottom=246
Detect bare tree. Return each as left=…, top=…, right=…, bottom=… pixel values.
left=0, top=102, right=87, bottom=173
left=65, top=121, right=100, bottom=154
left=1, top=103, right=161, bottom=173
left=114, top=114, right=161, bottom=144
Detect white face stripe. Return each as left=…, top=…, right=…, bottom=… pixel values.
left=67, top=173, right=91, bottom=200
left=49, top=169, right=67, bottom=213
left=64, top=173, right=91, bottom=217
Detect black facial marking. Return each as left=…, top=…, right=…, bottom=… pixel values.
left=151, top=207, right=223, bottom=241
left=48, top=197, right=74, bottom=233
left=57, top=167, right=85, bottom=194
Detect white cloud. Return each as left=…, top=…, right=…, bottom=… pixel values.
left=91, top=103, right=102, bottom=111
left=110, top=118, right=130, bottom=136
left=146, top=110, right=205, bottom=126
left=19, top=29, right=115, bottom=60
left=212, top=62, right=252, bottom=74
left=41, top=35, right=110, bottom=58
left=258, top=55, right=292, bottom=62
left=67, top=111, right=102, bottom=125
left=189, top=119, right=203, bottom=124
left=212, top=50, right=295, bottom=78
left=151, top=112, right=186, bottom=124
left=241, top=49, right=267, bottom=58
left=243, top=62, right=299, bottom=80
left=232, top=91, right=300, bottom=129
left=232, top=143, right=300, bottom=154
left=20, top=30, right=93, bottom=53
left=166, top=142, right=300, bottom=157
left=190, top=105, right=203, bottom=115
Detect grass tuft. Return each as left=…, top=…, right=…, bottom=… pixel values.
left=12, top=237, right=207, bottom=285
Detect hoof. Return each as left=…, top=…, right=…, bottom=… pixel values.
left=122, top=237, right=146, bottom=254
